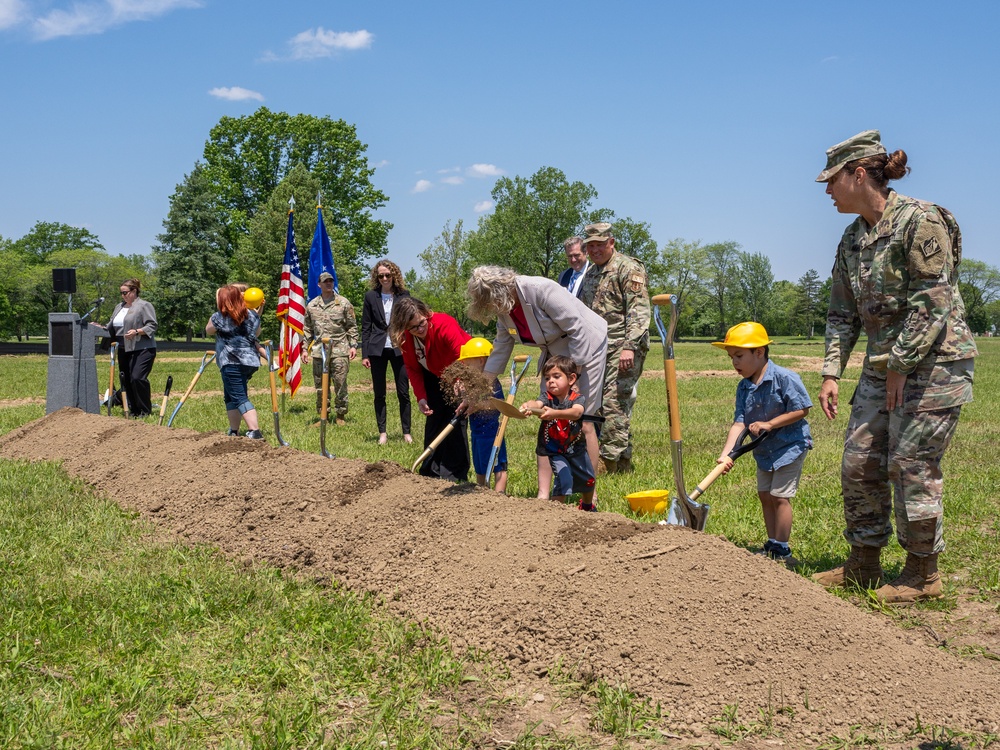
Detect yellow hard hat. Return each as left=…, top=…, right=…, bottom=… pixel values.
left=458, top=337, right=493, bottom=361
left=244, top=287, right=265, bottom=310
left=712, top=321, right=773, bottom=349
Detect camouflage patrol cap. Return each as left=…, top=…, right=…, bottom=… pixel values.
left=815, top=130, right=887, bottom=182
left=581, top=222, right=614, bottom=244
left=318, top=271, right=334, bottom=282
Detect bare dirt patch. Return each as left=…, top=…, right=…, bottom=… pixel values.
left=2, top=408, right=999, bottom=747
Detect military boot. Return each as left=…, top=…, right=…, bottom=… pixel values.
left=596, top=457, right=618, bottom=475
left=812, top=545, right=884, bottom=589
left=617, top=456, right=633, bottom=473
left=875, top=553, right=941, bottom=603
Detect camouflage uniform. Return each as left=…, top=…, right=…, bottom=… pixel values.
left=579, top=251, right=651, bottom=462
left=303, top=293, right=359, bottom=419
left=823, top=190, right=977, bottom=555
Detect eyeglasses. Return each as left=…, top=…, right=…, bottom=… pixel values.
left=120, top=289, right=131, bottom=296
left=407, top=318, right=427, bottom=333
left=377, top=273, right=392, bottom=279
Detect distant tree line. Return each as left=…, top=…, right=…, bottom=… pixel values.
left=4, top=116, right=1000, bottom=341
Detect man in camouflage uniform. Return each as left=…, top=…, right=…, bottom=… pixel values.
left=578, top=222, right=651, bottom=473
left=812, top=130, right=977, bottom=603
left=302, top=271, right=359, bottom=425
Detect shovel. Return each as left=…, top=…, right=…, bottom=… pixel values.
left=484, top=354, right=531, bottom=483
left=486, top=397, right=544, bottom=419
left=319, top=337, right=334, bottom=458
left=686, top=427, right=770, bottom=503
left=651, top=293, right=709, bottom=530
left=262, top=341, right=289, bottom=447
left=157, top=375, right=173, bottom=426
left=410, top=411, right=465, bottom=473
left=167, top=350, right=216, bottom=427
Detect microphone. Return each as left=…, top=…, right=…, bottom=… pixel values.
left=79, top=297, right=105, bottom=323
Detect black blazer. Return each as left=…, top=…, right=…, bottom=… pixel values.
left=361, top=289, right=409, bottom=358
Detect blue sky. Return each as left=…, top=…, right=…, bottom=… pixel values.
left=2, top=0, right=998, bottom=283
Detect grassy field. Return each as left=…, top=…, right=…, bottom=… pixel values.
left=1, top=338, right=998, bottom=747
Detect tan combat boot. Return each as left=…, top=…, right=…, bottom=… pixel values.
left=875, top=553, right=941, bottom=603
left=812, top=545, right=884, bottom=589
left=596, top=457, right=618, bottom=475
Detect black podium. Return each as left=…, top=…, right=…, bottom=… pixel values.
left=46, top=313, right=106, bottom=414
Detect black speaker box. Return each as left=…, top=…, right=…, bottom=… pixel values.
left=53, top=268, right=77, bottom=294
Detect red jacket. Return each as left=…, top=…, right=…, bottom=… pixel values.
left=400, top=312, right=471, bottom=403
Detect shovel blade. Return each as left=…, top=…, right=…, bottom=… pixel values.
left=664, top=495, right=710, bottom=531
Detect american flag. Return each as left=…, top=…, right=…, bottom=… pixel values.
left=276, top=207, right=305, bottom=396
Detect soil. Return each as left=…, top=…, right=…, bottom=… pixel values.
left=3, top=408, right=999, bottom=748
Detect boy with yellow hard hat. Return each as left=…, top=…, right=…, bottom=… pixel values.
left=713, top=322, right=813, bottom=566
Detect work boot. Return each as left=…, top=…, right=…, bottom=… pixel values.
left=812, top=545, right=884, bottom=589
left=596, top=457, right=618, bottom=476
left=875, top=553, right=942, bottom=603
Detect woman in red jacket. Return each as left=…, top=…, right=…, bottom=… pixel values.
left=389, top=296, right=471, bottom=481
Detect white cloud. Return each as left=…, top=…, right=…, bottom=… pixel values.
left=440, top=176, right=464, bottom=185
left=474, top=200, right=494, bottom=213
left=373, top=159, right=389, bottom=168
left=33, top=0, right=200, bottom=40
left=209, top=86, right=264, bottom=102
left=412, top=180, right=433, bottom=193
left=0, top=0, right=27, bottom=29
left=821, top=55, right=839, bottom=63
left=437, top=167, right=461, bottom=174
left=468, top=163, right=503, bottom=178
left=287, top=27, right=373, bottom=60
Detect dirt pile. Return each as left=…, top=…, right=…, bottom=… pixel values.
left=3, top=409, right=999, bottom=745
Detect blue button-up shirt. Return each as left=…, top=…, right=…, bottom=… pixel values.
left=734, top=361, right=812, bottom=471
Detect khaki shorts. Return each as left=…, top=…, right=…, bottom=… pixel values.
left=756, top=453, right=806, bottom=498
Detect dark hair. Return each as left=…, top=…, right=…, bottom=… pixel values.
left=844, top=149, right=910, bottom=192
left=388, top=295, right=433, bottom=348
left=369, top=259, right=406, bottom=293
left=122, top=278, right=141, bottom=295
left=542, top=355, right=580, bottom=378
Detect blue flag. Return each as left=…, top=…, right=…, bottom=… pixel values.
left=307, top=204, right=337, bottom=301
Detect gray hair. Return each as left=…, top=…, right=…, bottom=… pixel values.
left=563, top=236, right=582, bottom=251
left=467, top=265, right=518, bottom=323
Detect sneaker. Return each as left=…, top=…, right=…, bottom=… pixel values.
left=754, top=540, right=775, bottom=557
left=768, top=544, right=799, bottom=569
left=226, top=429, right=240, bottom=437
left=578, top=501, right=597, bottom=512
left=245, top=429, right=264, bottom=440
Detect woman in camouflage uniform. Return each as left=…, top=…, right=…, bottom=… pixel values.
left=812, top=130, right=977, bottom=603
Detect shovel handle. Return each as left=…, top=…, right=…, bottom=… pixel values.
left=651, top=294, right=675, bottom=305
left=157, top=375, right=173, bottom=426
left=167, top=351, right=215, bottom=426
left=410, top=418, right=458, bottom=473
left=689, top=463, right=728, bottom=502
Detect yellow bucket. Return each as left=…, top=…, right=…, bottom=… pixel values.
left=626, top=490, right=670, bottom=516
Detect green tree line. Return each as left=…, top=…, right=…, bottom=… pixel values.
left=3, top=111, right=999, bottom=342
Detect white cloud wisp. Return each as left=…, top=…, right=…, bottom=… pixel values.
left=209, top=86, right=265, bottom=102
left=33, top=0, right=200, bottom=40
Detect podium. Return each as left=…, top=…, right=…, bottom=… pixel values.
left=46, top=313, right=107, bottom=414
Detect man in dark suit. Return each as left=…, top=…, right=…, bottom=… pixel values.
left=557, top=236, right=589, bottom=298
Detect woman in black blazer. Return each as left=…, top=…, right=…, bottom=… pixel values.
left=361, top=260, right=412, bottom=444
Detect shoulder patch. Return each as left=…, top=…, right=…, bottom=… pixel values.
left=910, top=214, right=950, bottom=278
left=627, top=272, right=646, bottom=293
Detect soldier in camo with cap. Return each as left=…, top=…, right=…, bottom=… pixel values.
left=812, top=130, right=977, bottom=604
left=302, top=271, right=359, bottom=425
left=578, top=222, right=651, bottom=473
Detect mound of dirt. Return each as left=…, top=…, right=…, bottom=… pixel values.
left=3, top=409, right=999, bottom=745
